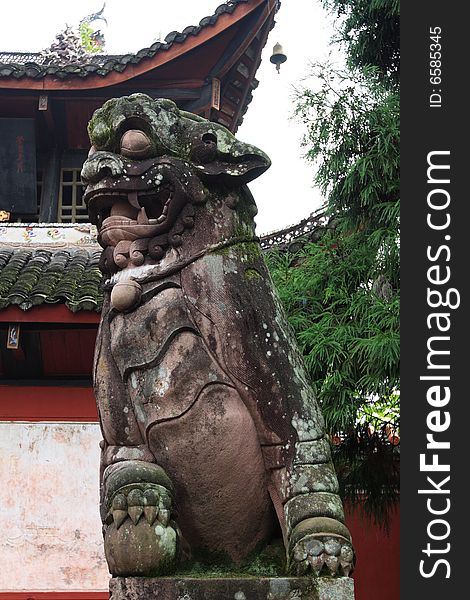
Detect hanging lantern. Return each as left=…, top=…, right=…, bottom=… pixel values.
left=270, top=42, right=287, bottom=74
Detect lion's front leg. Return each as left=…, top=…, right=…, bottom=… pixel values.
left=272, top=435, right=355, bottom=577
left=95, top=301, right=181, bottom=576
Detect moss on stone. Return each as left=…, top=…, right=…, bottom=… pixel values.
left=210, top=244, right=231, bottom=257
left=174, top=540, right=286, bottom=578
left=233, top=223, right=253, bottom=238
left=244, top=268, right=262, bottom=281
left=234, top=241, right=261, bottom=263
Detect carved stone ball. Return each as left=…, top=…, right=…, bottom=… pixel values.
left=120, top=129, right=153, bottom=159
left=111, top=280, right=142, bottom=312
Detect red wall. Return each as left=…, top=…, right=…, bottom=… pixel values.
left=346, top=504, right=400, bottom=600
left=0, top=386, right=97, bottom=421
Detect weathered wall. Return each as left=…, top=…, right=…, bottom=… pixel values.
left=0, top=422, right=109, bottom=592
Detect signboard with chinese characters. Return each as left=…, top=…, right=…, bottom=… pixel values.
left=0, top=118, right=37, bottom=214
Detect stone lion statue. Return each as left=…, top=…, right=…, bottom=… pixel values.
left=81, top=94, right=354, bottom=578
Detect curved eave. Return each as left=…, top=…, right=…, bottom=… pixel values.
left=0, top=0, right=275, bottom=91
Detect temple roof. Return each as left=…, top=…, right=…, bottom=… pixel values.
left=0, top=1, right=248, bottom=80
left=0, top=0, right=279, bottom=132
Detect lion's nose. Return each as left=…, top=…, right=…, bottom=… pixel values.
left=81, top=152, right=124, bottom=185
left=120, top=130, right=153, bottom=159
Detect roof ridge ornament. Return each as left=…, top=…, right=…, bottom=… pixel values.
left=41, top=3, right=107, bottom=66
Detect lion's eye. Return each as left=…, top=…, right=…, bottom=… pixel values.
left=120, top=130, right=153, bottom=159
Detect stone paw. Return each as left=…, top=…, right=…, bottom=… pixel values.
left=288, top=517, right=354, bottom=577
left=102, top=461, right=178, bottom=576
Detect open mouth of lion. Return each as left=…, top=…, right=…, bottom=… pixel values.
left=81, top=151, right=204, bottom=268
left=84, top=177, right=181, bottom=244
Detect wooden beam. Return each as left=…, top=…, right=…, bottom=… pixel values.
left=209, top=6, right=263, bottom=80
left=0, top=85, right=203, bottom=100
left=39, top=96, right=55, bottom=134
left=0, top=305, right=101, bottom=324
left=219, top=97, right=239, bottom=118
left=39, top=145, right=61, bottom=222
left=113, top=87, right=202, bottom=100
left=230, top=14, right=273, bottom=130
left=225, top=83, right=243, bottom=104
left=182, top=83, right=212, bottom=115
left=51, top=83, right=205, bottom=101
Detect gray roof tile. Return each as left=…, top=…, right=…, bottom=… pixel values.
left=0, top=248, right=103, bottom=312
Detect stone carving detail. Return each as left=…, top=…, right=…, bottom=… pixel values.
left=41, top=5, right=106, bottom=65
left=41, top=26, right=88, bottom=65
left=82, top=94, right=354, bottom=578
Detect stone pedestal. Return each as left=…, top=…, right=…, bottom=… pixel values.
left=109, top=576, right=354, bottom=600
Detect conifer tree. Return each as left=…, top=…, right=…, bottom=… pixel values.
left=267, top=0, right=400, bottom=527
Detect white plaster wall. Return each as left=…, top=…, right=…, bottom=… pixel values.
left=0, top=422, right=109, bottom=591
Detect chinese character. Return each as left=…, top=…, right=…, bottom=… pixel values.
left=16, top=135, right=25, bottom=173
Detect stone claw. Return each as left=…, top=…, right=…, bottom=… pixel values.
left=288, top=517, right=354, bottom=578
left=295, top=559, right=309, bottom=576
left=290, top=535, right=354, bottom=577
left=305, top=538, right=324, bottom=557
left=143, top=488, right=159, bottom=504
left=324, top=554, right=340, bottom=575
left=143, top=505, right=159, bottom=525
left=340, top=545, right=354, bottom=577
left=127, top=489, right=144, bottom=525
left=111, top=493, right=128, bottom=530
left=157, top=508, right=170, bottom=527
left=307, top=554, right=325, bottom=576
left=324, top=538, right=341, bottom=556
left=109, top=486, right=173, bottom=528
left=293, top=545, right=307, bottom=563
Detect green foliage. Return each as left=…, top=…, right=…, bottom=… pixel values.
left=79, top=21, right=101, bottom=54
left=284, top=64, right=400, bottom=431
left=323, top=0, right=400, bottom=89
left=296, top=65, right=399, bottom=232
left=267, top=227, right=399, bottom=435
left=266, top=1, right=400, bottom=526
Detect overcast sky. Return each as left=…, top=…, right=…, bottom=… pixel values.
left=1, top=0, right=340, bottom=234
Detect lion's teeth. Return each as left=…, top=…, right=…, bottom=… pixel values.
left=137, top=207, right=149, bottom=224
